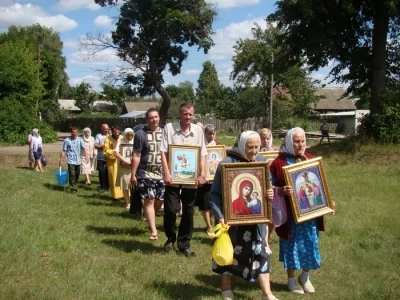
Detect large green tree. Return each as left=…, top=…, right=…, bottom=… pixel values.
left=0, top=24, right=68, bottom=120
left=0, top=40, right=42, bottom=107
left=267, top=0, right=400, bottom=116
left=231, top=24, right=317, bottom=123
left=196, top=60, right=222, bottom=116
left=87, top=0, right=217, bottom=124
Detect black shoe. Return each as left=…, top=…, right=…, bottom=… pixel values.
left=164, top=241, right=174, bottom=253
left=179, top=248, right=196, bottom=257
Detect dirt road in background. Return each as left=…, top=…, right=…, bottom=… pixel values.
left=0, top=132, right=69, bottom=154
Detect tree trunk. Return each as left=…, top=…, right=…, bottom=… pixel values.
left=370, top=1, right=390, bottom=116
left=149, top=54, right=171, bottom=125
left=155, top=83, right=171, bottom=125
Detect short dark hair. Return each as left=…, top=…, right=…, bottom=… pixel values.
left=70, top=126, right=78, bottom=132
left=146, top=108, right=159, bottom=118
left=179, top=102, right=194, bottom=111
left=111, top=125, right=120, bottom=131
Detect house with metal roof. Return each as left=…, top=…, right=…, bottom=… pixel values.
left=120, top=101, right=159, bottom=116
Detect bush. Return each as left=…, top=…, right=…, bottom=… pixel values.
left=0, top=98, right=57, bottom=145
left=357, top=104, right=400, bottom=144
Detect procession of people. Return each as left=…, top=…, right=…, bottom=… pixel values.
left=29, top=103, right=335, bottom=300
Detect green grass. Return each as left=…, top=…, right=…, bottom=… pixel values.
left=1, top=140, right=400, bottom=299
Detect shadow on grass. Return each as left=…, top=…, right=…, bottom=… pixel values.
left=43, top=182, right=67, bottom=192
left=102, top=238, right=160, bottom=254
left=149, top=279, right=217, bottom=299
left=195, top=273, right=289, bottom=295
left=86, top=225, right=146, bottom=236
left=106, top=212, right=136, bottom=219
left=16, top=166, right=32, bottom=170
left=85, top=200, right=124, bottom=207
left=79, top=193, right=115, bottom=201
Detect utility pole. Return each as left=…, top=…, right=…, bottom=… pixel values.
left=36, top=44, right=41, bottom=113
left=269, top=52, right=274, bottom=130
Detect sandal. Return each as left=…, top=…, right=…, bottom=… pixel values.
left=149, top=235, right=158, bottom=241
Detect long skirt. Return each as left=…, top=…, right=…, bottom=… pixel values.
left=116, top=165, right=131, bottom=191
left=212, top=225, right=270, bottom=282
left=106, top=158, right=123, bottom=199
left=279, top=219, right=321, bottom=270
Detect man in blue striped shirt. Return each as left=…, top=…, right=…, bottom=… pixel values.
left=59, top=127, right=89, bottom=193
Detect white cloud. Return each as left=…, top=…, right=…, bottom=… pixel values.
left=0, top=3, right=77, bottom=32
left=93, top=15, right=114, bottom=28
left=207, top=0, right=259, bottom=9
left=63, top=39, right=79, bottom=49
left=54, top=0, right=100, bottom=12
left=69, top=74, right=102, bottom=90
left=208, top=17, right=267, bottom=60
left=185, top=69, right=200, bottom=76
left=70, top=47, right=121, bottom=67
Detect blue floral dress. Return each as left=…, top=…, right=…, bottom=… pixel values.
left=212, top=225, right=270, bottom=282
left=279, top=219, right=321, bottom=270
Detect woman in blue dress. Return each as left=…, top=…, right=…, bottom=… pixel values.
left=270, top=128, right=335, bottom=294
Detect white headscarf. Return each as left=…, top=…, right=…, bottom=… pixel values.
left=237, top=130, right=261, bottom=160
left=279, top=127, right=306, bottom=156
left=115, top=128, right=134, bottom=153
left=82, top=127, right=92, bottom=143
left=32, top=128, right=39, bottom=137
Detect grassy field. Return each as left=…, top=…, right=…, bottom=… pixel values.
left=0, top=140, right=400, bottom=300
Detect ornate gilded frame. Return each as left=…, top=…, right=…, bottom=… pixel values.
left=283, top=157, right=334, bottom=224
left=205, top=145, right=226, bottom=181
left=168, top=144, right=201, bottom=185
left=221, top=161, right=272, bottom=226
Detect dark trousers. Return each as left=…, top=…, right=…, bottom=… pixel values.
left=163, top=186, right=196, bottom=251
left=97, top=160, right=109, bottom=190
left=68, top=164, right=80, bottom=191
left=130, top=186, right=143, bottom=216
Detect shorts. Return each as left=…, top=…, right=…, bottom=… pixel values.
left=33, top=148, right=42, bottom=160
left=321, top=130, right=329, bottom=138
left=195, top=184, right=212, bottom=211
left=137, top=178, right=165, bottom=201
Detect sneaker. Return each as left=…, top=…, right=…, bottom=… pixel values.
left=287, top=280, right=304, bottom=294
left=298, top=275, right=315, bottom=293
left=221, top=290, right=234, bottom=300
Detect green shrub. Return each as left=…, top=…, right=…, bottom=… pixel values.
left=357, top=104, right=400, bottom=144
left=0, top=98, right=57, bottom=145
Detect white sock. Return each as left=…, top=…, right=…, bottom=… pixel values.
left=288, top=277, right=297, bottom=286
left=300, top=271, right=309, bottom=282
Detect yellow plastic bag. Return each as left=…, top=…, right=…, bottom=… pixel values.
left=208, top=224, right=233, bottom=266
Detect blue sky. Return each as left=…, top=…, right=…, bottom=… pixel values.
left=0, top=0, right=335, bottom=92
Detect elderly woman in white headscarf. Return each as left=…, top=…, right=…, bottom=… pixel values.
left=269, top=127, right=335, bottom=295
left=81, top=127, right=96, bottom=185
left=209, top=131, right=278, bottom=300
left=115, top=128, right=134, bottom=210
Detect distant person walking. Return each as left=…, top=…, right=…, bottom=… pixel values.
left=27, top=129, right=35, bottom=169
left=59, top=127, right=89, bottom=193
left=104, top=125, right=124, bottom=201
left=81, top=127, right=96, bottom=185
left=320, top=120, right=330, bottom=144
left=95, top=124, right=110, bottom=193
left=30, top=128, right=44, bottom=173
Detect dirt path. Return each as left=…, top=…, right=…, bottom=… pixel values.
left=0, top=132, right=69, bottom=154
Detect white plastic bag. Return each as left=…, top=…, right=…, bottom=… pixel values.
left=272, top=187, right=287, bottom=228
